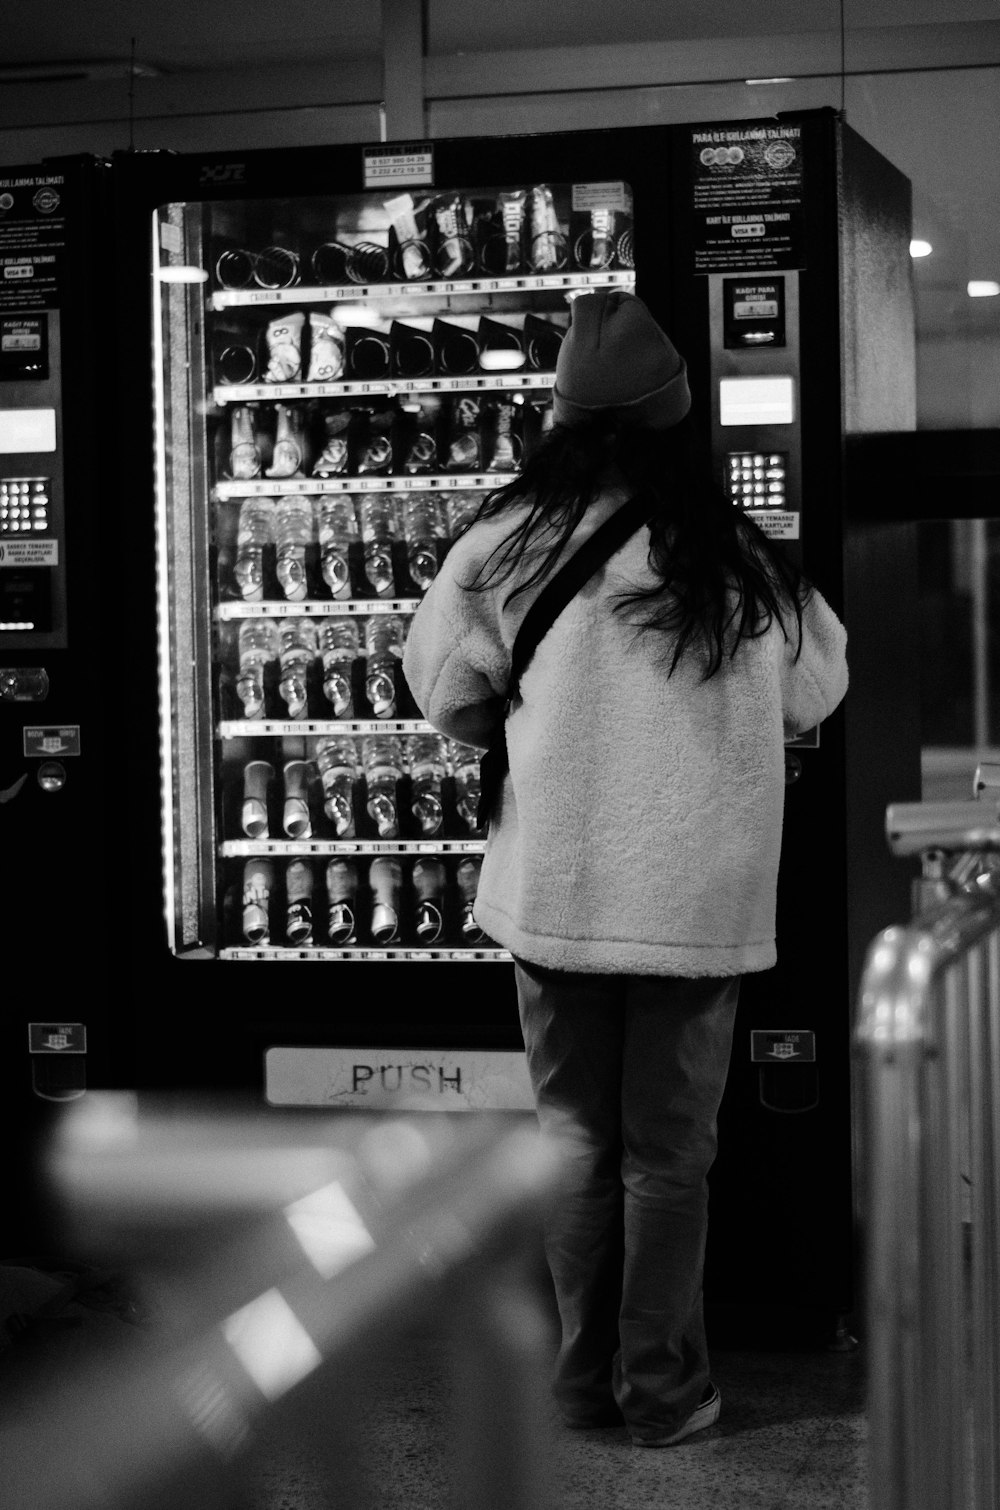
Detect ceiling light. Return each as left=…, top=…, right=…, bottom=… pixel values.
left=967, top=281, right=1000, bottom=298
left=746, top=77, right=794, bottom=85
left=909, top=240, right=933, bottom=258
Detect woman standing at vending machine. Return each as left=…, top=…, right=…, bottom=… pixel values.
left=402, top=289, right=848, bottom=1448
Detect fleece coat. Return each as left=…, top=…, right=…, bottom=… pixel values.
left=402, top=483, right=849, bottom=978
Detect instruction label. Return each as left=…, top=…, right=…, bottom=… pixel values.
left=572, top=181, right=631, bottom=212
left=363, top=144, right=435, bottom=189
left=0, top=172, right=68, bottom=310
left=747, top=509, right=799, bottom=540
left=690, top=123, right=805, bottom=274
left=0, top=539, right=58, bottom=566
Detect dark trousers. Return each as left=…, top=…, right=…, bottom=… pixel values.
left=514, top=960, right=740, bottom=1440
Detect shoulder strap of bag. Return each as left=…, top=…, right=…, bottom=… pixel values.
left=508, top=492, right=652, bottom=692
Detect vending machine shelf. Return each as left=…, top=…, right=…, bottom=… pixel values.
left=221, top=946, right=512, bottom=962
left=220, top=838, right=487, bottom=857
left=219, top=718, right=439, bottom=739
left=216, top=599, right=424, bottom=621
left=212, top=372, right=554, bottom=405
left=214, top=474, right=514, bottom=500
left=209, top=267, right=636, bottom=312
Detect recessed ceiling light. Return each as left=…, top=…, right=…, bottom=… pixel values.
left=909, top=240, right=933, bottom=258
left=967, top=280, right=1000, bottom=298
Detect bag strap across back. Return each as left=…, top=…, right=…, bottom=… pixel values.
left=507, top=491, right=652, bottom=695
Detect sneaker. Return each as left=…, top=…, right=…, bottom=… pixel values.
left=631, top=1383, right=721, bottom=1448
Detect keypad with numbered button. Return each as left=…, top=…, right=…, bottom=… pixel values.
left=0, top=478, right=51, bottom=533
left=726, top=452, right=787, bottom=508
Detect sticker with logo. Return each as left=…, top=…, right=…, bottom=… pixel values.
left=29, top=1023, right=87, bottom=1054
left=199, top=163, right=247, bottom=186
left=750, top=1029, right=816, bottom=1063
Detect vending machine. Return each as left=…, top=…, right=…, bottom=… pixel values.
left=0, top=157, right=119, bottom=1245
left=107, top=113, right=919, bottom=1340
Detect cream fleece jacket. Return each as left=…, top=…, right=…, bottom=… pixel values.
left=402, top=485, right=848, bottom=977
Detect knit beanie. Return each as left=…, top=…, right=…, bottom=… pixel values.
left=552, top=289, right=691, bottom=431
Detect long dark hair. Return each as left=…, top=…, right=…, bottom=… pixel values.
left=459, top=414, right=809, bottom=680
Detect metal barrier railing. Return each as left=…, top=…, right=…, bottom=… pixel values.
left=0, top=1098, right=563, bottom=1510
left=856, top=763, right=1000, bottom=1510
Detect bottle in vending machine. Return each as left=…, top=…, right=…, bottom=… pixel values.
left=358, top=493, right=399, bottom=597
left=369, top=856, right=402, bottom=943
left=362, top=734, right=403, bottom=838
left=229, top=405, right=263, bottom=480
left=236, top=619, right=279, bottom=718
left=456, top=857, right=486, bottom=943
left=317, top=494, right=359, bottom=598
left=234, top=496, right=275, bottom=601
left=326, top=857, right=358, bottom=944
left=285, top=858, right=314, bottom=945
left=364, top=615, right=404, bottom=718
left=277, top=618, right=318, bottom=718
left=402, top=494, right=447, bottom=591
left=282, top=759, right=312, bottom=839
left=242, top=859, right=275, bottom=944
left=357, top=408, right=394, bottom=475
left=446, top=491, right=480, bottom=538
left=266, top=403, right=306, bottom=478
left=314, top=412, right=351, bottom=478
left=412, top=858, right=446, bottom=943
left=408, top=733, right=447, bottom=837
left=398, top=397, right=440, bottom=473
left=242, top=759, right=274, bottom=838
left=319, top=617, right=359, bottom=716
left=314, top=735, right=359, bottom=836
left=446, top=397, right=482, bottom=471
left=450, top=741, right=483, bottom=833
left=274, top=494, right=314, bottom=602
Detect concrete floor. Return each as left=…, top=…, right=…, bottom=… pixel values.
left=236, top=1317, right=867, bottom=1510
left=0, top=1263, right=868, bottom=1510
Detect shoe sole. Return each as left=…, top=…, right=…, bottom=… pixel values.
left=631, top=1387, right=721, bottom=1448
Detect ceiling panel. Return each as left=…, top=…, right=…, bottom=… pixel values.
left=1, top=0, right=993, bottom=75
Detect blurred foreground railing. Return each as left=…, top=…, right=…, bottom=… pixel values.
left=0, top=1099, right=563, bottom=1510
left=856, top=764, right=1000, bottom=1510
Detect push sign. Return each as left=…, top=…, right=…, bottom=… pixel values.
left=750, top=1030, right=816, bottom=1063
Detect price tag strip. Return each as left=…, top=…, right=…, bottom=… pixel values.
left=209, top=268, right=636, bottom=312
left=212, top=371, right=554, bottom=405
left=220, top=838, right=487, bottom=858
left=214, top=474, right=515, bottom=500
